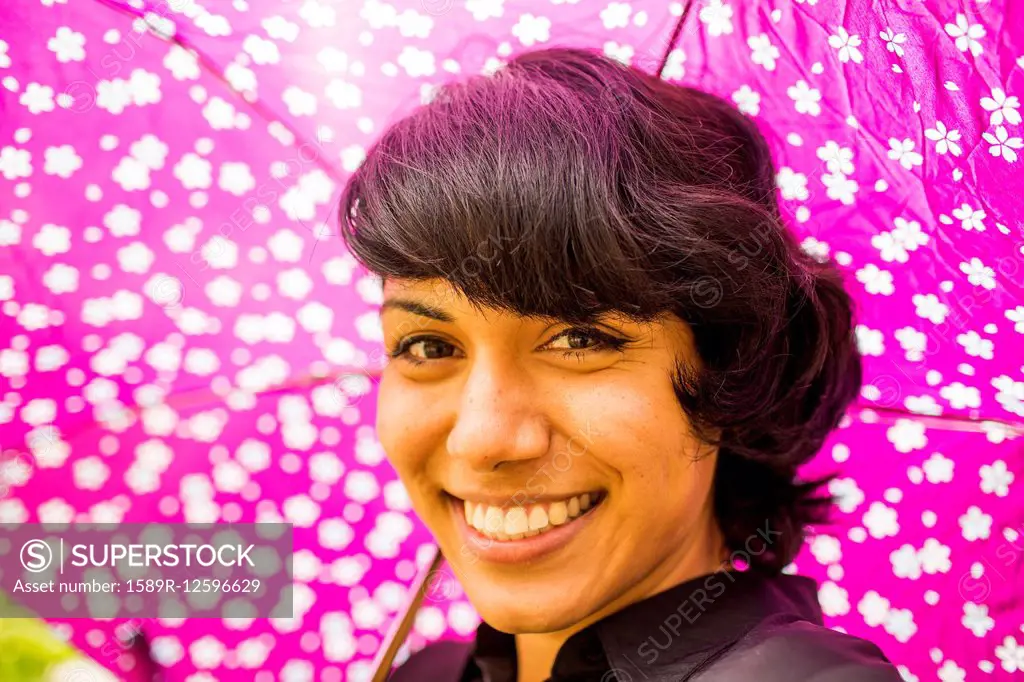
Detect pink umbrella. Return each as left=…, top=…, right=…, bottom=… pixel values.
left=668, top=4, right=1024, bottom=677
left=1, top=0, right=1022, bottom=681
left=0, top=1, right=684, bottom=680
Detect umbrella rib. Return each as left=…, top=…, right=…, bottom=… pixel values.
left=87, top=0, right=344, bottom=187
left=50, top=368, right=1022, bottom=444
left=657, top=0, right=695, bottom=78
left=851, top=404, right=1024, bottom=437
left=87, top=0, right=347, bottom=265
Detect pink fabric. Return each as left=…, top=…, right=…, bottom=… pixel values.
left=0, top=1, right=1021, bottom=681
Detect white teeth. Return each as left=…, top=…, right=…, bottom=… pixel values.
left=548, top=501, right=568, bottom=525
left=505, top=507, right=529, bottom=535
left=462, top=492, right=601, bottom=541
left=485, top=506, right=504, bottom=534
left=528, top=506, right=548, bottom=530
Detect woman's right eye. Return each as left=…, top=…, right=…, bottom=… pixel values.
left=390, top=336, right=457, bottom=364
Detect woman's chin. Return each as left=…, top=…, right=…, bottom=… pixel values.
left=461, top=579, right=589, bottom=634
left=475, top=604, right=580, bottom=635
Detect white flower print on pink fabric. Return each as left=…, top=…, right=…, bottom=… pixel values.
left=944, top=14, right=985, bottom=56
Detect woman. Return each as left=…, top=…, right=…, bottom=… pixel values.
left=339, top=47, right=902, bottom=682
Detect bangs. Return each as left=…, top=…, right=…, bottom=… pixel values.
left=338, top=59, right=674, bottom=325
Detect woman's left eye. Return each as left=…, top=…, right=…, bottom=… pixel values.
left=546, top=327, right=628, bottom=360
left=388, top=336, right=456, bottom=365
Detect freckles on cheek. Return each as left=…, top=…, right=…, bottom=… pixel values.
left=606, top=406, right=694, bottom=484
left=568, top=390, right=662, bottom=478
left=377, top=381, right=442, bottom=475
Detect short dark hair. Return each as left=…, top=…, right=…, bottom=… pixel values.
left=338, top=46, right=862, bottom=571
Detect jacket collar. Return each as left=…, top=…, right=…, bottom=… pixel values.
left=468, top=568, right=823, bottom=682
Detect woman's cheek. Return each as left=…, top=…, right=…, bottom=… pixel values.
left=376, top=375, right=436, bottom=474
left=562, top=382, right=665, bottom=461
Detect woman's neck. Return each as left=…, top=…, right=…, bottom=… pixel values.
left=514, top=634, right=566, bottom=682
left=513, top=519, right=730, bottom=682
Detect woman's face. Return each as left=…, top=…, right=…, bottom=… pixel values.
left=377, top=277, right=725, bottom=634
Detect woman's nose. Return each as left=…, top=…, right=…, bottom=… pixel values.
left=445, top=358, right=550, bottom=473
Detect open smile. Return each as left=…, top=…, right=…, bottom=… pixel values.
left=445, top=491, right=607, bottom=564
left=459, top=491, right=605, bottom=540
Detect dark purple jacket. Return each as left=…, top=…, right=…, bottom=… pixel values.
left=389, top=568, right=904, bottom=681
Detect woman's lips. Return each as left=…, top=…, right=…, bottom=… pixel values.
left=446, top=492, right=605, bottom=564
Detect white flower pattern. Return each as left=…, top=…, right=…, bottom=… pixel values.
left=788, top=79, right=822, bottom=116
left=828, top=27, right=864, bottom=64
left=1, top=3, right=1022, bottom=682
left=980, top=88, right=1021, bottom=126
left=748, top=34, right=780, bottom=71
left=698, top=0, right=734, bottom=37
left=924, top=121, right=962, bottom=156
left=952, top=203, right=986, bottom=231
left=887, top=138, right=923, bottom=170
left=879, top=28, right=907, bottom=57
left=982, top=126, right=1023, bottom=163
left=944, top=14, right=985, bottom=57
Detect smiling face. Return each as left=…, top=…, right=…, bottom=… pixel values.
left=377, top=277, right=728, bottom=635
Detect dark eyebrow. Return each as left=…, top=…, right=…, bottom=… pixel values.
left=380, top=298, right=455, bottom=323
